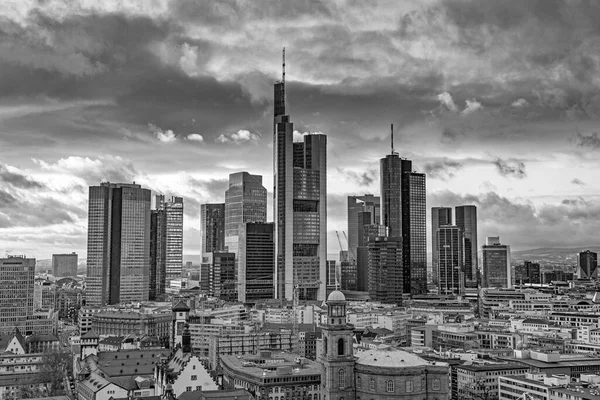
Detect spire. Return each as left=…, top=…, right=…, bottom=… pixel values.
left=281, top=47, right=286, bottom=111
left=390, top=123, right=394, bottom=155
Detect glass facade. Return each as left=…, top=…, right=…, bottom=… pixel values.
left=0, top=256, right=35, bottom=331
left=368, top=236, right=403, bottom=304
left=437, top=225, right=463, bottom=295
left=238, top=222, right=274, bottom=302
left=86, top=183, right=151, bottom=306
left=455, top=205, right=478, bottom=284
left=482, top=242, right=511, bottom=288
left=431, top=207, right=452, bottom=284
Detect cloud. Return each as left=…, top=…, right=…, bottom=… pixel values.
left=293, top=130, right=309, bottom=141
left=493, top=158, right=527, bottom=179
left=33, top=155, right=139, bottom=185
left=338, top=168, right=377, bottom=187
left=148, top=123, right=177, bottom=143
left=461, top=99, right=483, bottom=115
left=511, top=98, right=530, bottom=108
left=574, top=132, right=600, bottom=149
left=216, top=129, right=260, bottom=144
left=571, top=178, right=585, bottom=186
left=187, top=133, right=204, bottom=142
left=437, top=92, right=458, bottom=112
left=0, top=164, right=45, bottom=189
left=424, top=159, right=464, bottom=180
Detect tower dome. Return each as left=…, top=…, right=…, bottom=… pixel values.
left=327, top=290, right=345, bottom=302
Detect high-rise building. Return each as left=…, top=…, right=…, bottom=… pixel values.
left=273, top=56, right=327, bottom=301
left=225, top=172, right=267, bottom=258
left=482, top=236, right=511, bottom=289
left=515, top=261, right=541, bottom=284
left=578, top=250, right=598, bottom=279
left=52, top=252, right=78, bottom=277
left=326, top=260, right=337, bottom=292
left=0, top=256, right=35, bottom=333
left=209, top=252, right=236, bottom=301
left=437, top=225, right=463, bottom=295
left=347, top=195, right=380, bottom=261
left=339, top=250, right=356, bottom=291
left=150, top=195, right=184, bottom=300
left=86, top=182, right=151, bottom=306
left=431, top=207, right=452, bottom=284
left=356, top=224, right=387, bottom=292
left=380, top=127, right=427, bottom=295
left=200, top=203, right=225, bottom=287
left=455, top=205, right=478, bottom=285
left=238, top=222, right=274, bottom=302
left=368, top=236, right=403, bottom=304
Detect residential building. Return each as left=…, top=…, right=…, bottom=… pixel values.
left=437, top=225, right=464, bottom=295
left=86, top=182, right=151, bottom=306
left=455, top=205, right=478, bottom=285
left=52, top=253, right=78, bottom=277
left=431, top=207, right=452, bottom=284
left=273, top=62, right=327, bottom=301
left=482, top=236, right=512, bottom=288
left=238, top=222, right=274, bottom=302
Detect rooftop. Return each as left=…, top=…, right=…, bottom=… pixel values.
left=458, top=362, right=528, bottom=372
left=356, top=346, right=448, bottom=368
left=220, top=351, right=322, bottom=379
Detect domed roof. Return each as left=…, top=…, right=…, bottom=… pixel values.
left=327, top=290, right=345, bottom=302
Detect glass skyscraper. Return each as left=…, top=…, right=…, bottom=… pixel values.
left=455, top=205, right=478, bottom=284
left=368, top=236, right=403, bottom=304
left=437, top=225, right=463, bottom=295
left=431, top=207, right=452, bottom=284
left=273, top=67, right=327, bottom=301
left=224, top=172, right=267, bottom=257
left=238, top=222, right=274, bottom=302
left=86, top=182, right=151, bottom=306
left=380, top=150, right=427, bottom=296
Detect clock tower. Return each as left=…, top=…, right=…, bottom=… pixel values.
left=318, top=290, right=355, bottom=400
left=171, top=300, right=190, bottom=349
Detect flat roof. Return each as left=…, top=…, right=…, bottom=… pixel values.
left=458, top=363, right=528, bottom=372
left=220, top=351, right=321, bottom=380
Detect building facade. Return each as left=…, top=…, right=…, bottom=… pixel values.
left=482, top=236, right=511, bottom=288
left=86, top=182, right=151, bottom=306
left=273, top=68, right=327, bottom=301
left=200, top=203, right=226, bottom=288
left=238, top=222, right=275, bottom=302
left=52, top=253, right=78, bottom=277
left=0, top=256, right=35, bottom=334
left=431, top=207, right=452, bottom=285
left=368, top=237, right=403, bottom=304
left=455, top=205, right=478, bottom=286
left=578, top=250, right=598, bottom=279
left=437, top=225, right=463, bottom=295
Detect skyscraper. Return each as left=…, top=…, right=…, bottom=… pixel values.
left=238, top=222, right=274, bottom=302
left=200, top=203, right=225, bottom=288
left=0, top=256, right=35, bottom=333
left=224, top=172, right=267, bottom=257
left=437, top=225, right=463, bottom=295
left=431, top=207, right=452, bottom=284
left=368, top=236, right=403, bottom=304
left=578, top=250, right=598, bottom=279
left=347, top=194, right=380, bottom=261
left=52, top=252, right=78, bottom=277
left=356, top=224, right=387, bottom=292
left=86, top=182, right=151, bottom=306
left=482, top=236, right=511, bottom=288
left=380, top=126, right=427, bottom=295
left=150, top=195, right=184, bottom=300
left=455, top=205, right=478, bottom=285
left=273, top=53, right=327, bottom=301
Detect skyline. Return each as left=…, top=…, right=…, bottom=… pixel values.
left=1, top=1, right=600, bottom=259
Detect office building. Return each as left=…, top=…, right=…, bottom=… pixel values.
left=150, top=195, right=183, bottom=300
left=515, top=260, right=541, bottom=284
left=326, top=260, right=337, bottom=292
left=238, top=222, right=274, bottom=302
left=339, top=250, right=356, bottom=291
left=431, top=207, right=452, bottom=284
left=0, top=256, right=35, bottom=333
left=380, top=128, right=427, bottom=295
left=455, top=205, right=478, bottom=284
left=224, top=172, right=267, bottom=257
left=209, top=252, right=236, bottom=301
left=52, top=253, right=78, bottom=277
left=273, top=56, right=327, bottom=301
left=578, top=250, right=598, bottom=279
left=356, top=224, right=387, bottom=292
left=200, top=203, right=225, bottom=287
left=86, top=182, right=151, bottom=306
left=482, top=236, right=511, bottom=288
left=368, top=236, right=403, bottom=304
left=437, top=225, right=463, bottom=295
left=347, top=194, right=380, bottom=262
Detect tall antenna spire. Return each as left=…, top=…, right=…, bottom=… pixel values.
left=391, top=123, right=394, bottom=154
left=281, top=47, right=286, bottom=111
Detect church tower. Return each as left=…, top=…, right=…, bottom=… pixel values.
left=318, top=290, right=355, bottom=400
left=171, top=300, right=190, bottom=349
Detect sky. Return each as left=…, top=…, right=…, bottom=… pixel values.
left=1, top=0, right=600, bottom=262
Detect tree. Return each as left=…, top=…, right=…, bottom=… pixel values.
left=38, top=347, right=73, bottom=396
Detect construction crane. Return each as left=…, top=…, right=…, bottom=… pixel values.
left=342, top=230, right=356, bottom=263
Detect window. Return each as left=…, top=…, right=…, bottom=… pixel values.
left=357, top=376, right=362, bottom=389
left=196, top=386, right=201, bottom=391
left=406, top=380, right=414, bottom=393
left=191, top=375, right=197, bottom=381
left=193, top=365, right=196, bottom=370
left=369, top=379, right=375, bottom=391
left=338, top=338, right=344, bottom=355
left=421, top=378, right=426, bottom=390
left=433, top=378, right=441, bottom=391
left=324, top=337, right=327, bottom=354
left=275, top=387, right=279, bottom=393
left=386, top=380, right=394, bottom=392
left=186, top=387, right=192, bottom=392
left=338, top=369, right=346, bottom=389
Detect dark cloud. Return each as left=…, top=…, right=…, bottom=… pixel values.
left=494, top=158, right=527, bottom=178
left=0, top=164, right=44, bottom=189
left=0, top=191, right=83, bottom=228
left=338, top=168, right=377, bottom=187
left=574, top=132, right=600, bottom=149
left=572, top=178, right=585, bottom=186
left=424, top=159, right=463, bottom=180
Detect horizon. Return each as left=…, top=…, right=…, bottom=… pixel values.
left=1, top=1, right=600, bottom=260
